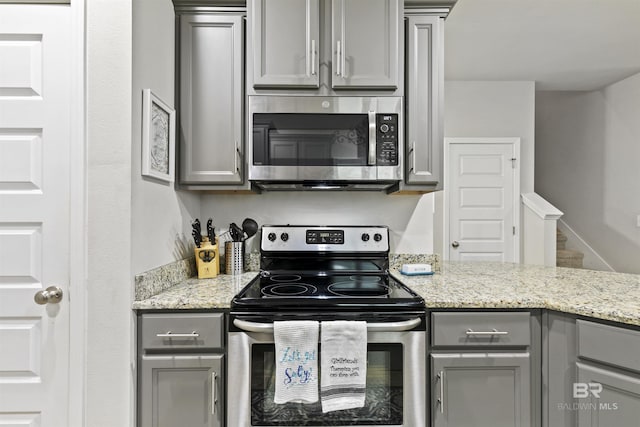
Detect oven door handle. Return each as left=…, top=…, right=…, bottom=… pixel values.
left=233, top=317, right=422, bottom=333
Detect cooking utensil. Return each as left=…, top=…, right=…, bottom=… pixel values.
left=230, top=222, right=243, bottom=242
left=193, top=219, right=201, bottom=236
left=206, top=218, right=215, bottom=243
left=192, top=229, right=202, bottom=248
left=241, top=218, right=258, bottom=241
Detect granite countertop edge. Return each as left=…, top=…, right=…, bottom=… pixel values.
left=133, top=261, right=640, bottom=327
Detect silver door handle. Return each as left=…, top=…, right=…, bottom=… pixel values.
left=211, top=371, right=218, bottom=415
left=437, top=370, right=444, bottom=414
left=310, top=39, right=317, bottom=76
left=233, top=317, right=421, bottom=333
left=34, top=286, right=63, bottom=305
left=234, top=140, right=242, bottom=174
left=155, top=331, right=200, bottom=338
left=451, top=241, right=459, bottom=248
left=465, top=328, right=509, bottom=336
left=368, top=111, right=377, bottom=165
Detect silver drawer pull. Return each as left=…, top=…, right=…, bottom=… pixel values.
left=156, top=331, right=200, bottom=338
left=465, top=328, right=509, bottom=336
left=211, top=371, right=218, bottom=415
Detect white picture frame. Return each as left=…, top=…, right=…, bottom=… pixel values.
left=142, top=89, right=175, bottom=183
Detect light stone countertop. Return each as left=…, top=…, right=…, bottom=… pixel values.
left=133, top=262, right=640, bottom=326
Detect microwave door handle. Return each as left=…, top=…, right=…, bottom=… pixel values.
left=233, top=318, right=421, bottom=333
left=368, top=111, right=377, bottom=165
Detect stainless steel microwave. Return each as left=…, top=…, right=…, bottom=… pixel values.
left=248, top=96, right=403, bottom=191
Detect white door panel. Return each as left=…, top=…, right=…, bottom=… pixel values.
left=0, top=4, right=72, bottom=426
left=448, top=139, right=519, bottom=262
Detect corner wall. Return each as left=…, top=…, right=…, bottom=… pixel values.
left=536, top=73, right=640, bottom=273
left=131, top=0, right=200, bottom=274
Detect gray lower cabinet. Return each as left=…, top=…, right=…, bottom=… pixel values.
left=137, top=312, right=225, bottom=427
left=140, top=355, right=224, bottom=427
left=248, top=0, right=400, bottom=91
left=178, top=12, right=245, bottom=188
left=430, top=311, right=539, bottom=427
left=403, top=14, right=443, bottom=190
left=574, top=319, right=640, bottom=427
left=431, top=353, right=531, bottom=427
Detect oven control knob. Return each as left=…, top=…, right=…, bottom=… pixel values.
left=380, top=123, right=390, bottom=133
left=280, top=232, right=289, bottom=242
left=361, top=233, right=370, bottom=242
left=373, top=233, right=383, bottom=242
left=267, top=232, right=277, bottom=242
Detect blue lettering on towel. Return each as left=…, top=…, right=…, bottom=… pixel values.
left=280, top=347, right=316, bottom=386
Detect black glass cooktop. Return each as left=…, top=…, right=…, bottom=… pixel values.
left=231, top=273, right=425, bottom=312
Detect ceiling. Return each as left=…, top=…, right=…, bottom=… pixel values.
left=444, top=0, right=640, bottom=90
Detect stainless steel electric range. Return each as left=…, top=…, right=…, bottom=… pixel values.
left=228, top=225, right=427, bottom=427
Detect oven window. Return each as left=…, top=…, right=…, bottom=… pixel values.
left=252, top=114, right=370, bottom=166
left=250, top=344, right=403, bottom=426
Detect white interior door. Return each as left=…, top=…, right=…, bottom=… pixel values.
left=0, top=4, right=73, bottom=426
left=447, top=138, right=520, bottom=262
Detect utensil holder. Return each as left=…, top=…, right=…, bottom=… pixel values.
left=195, top=238, right=219, bottom=279
left=225, top=241, right=244, bottom=275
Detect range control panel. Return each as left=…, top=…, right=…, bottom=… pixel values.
left=376, top=114, right=398, bottom=166
left=261, top=225, right=389, bottom=252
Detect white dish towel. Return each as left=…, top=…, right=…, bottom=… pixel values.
left=273, top=320, right=319, bottom=404
left=320, top=320, right=367, bottom=413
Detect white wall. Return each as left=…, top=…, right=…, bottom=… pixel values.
left=444, top=81, right=536, bottom=193
left=86, top=0, right=132, bottom=426
left=200, top=192, right=435, bottom=255
left=536, top=72, right=640, bottom=273
left=131, top=0, right=201, bottom=274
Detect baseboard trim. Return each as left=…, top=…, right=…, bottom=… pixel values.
left=557, top=219, right=615, bottom=272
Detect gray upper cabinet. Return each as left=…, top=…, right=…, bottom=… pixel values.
left=251, top=0, right=320, bottom=88
left=404, top=14, right=443, bottom=188
left=179, top=13, right=244, bottom=186
left=249, top=0, right=400, bottom=91
left=331, top=0, right=399, bottom=89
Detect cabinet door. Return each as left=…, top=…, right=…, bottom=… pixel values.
left=139, top=354, right=224, bottom=427
left=432, top=353, right=531, bottom=427
left=331, top=0, right=399, bottom=89
left=179, top=14, right=243, bottom=184
left=251, top=0, right=320, bottom=88
left=576, top=362, right=640, bottom=427
left=405, top=15, right=443, bottom=186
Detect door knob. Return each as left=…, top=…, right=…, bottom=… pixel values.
left=34, top=286, right=63, bottom=305
left=451, top=241, right=460, bottom=248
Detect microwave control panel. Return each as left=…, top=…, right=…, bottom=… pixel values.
left=376, top=114, right=398, bottom=166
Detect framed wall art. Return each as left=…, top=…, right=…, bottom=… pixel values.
left=142, top=88, right=175, bottom=183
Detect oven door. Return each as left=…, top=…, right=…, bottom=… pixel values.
left=227, top=316, right=426, bottom=427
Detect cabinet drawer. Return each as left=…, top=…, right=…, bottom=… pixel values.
left=432, top=312, right=531, bottom=347
left=140, top=313, right=224, bottom=351
left=577, top=320, right=640, bottom=373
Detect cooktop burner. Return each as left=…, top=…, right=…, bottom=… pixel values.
left=230, top=225, right=425, bottom=312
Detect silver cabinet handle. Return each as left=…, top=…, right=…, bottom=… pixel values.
left=211, top=371, right=218, bottom=415
left=234, top=140, right=242, bottom=174
left=465, top=328, right=509, bottom=336
left=310, top=39, right=317, bottom=76
left=155, top=331, right=200, bottom=338
left=34, top=286, right=63, bottom=305
left=437, top=370, right=444, bottom=414
left=336, top=40, right=341, bottom=76
left=233, top=318, right=421, bottom=333
left=410, top=141, right=416, bottom=173
left=368, top=111, right=377, bottom=165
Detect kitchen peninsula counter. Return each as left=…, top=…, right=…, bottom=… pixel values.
left=133, top=262, right=640, bottom=326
